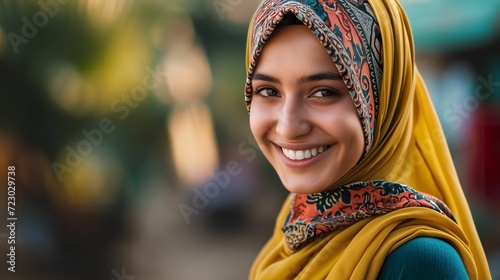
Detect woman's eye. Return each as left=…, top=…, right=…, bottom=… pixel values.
left=255, top=88, right=279, bottom=98
left=311, top=89, right=339, bottom=99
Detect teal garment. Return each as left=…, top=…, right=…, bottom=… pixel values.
left=378, top=237, right=469, bottom=280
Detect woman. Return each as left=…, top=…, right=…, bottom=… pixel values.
left=244, top=0, right=491, bottom=279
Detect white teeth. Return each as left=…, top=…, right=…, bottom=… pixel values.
left=281, top=145, right=329, bottom=161
left=304, top=150, right=311, bottom=159
left=296, top=150, right=304, bottom=160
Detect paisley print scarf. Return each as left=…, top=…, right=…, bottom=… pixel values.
left=283, top=181, right=455, bottom=251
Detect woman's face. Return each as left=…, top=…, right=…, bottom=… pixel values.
left=249, top=24, right=364, bottom=194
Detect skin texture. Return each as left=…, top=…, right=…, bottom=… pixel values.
left=249, top=25, right=365, bottom=194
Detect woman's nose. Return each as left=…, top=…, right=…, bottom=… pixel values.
left=275, top=97, right=312, bottom=140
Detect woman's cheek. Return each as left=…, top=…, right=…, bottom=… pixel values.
left=249, top=104, right=271, bottom=143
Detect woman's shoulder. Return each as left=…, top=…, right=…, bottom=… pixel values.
left=377, top=236, right=469, bottom=280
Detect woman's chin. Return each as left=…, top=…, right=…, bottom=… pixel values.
left=280, top=179, right=331, bottom=194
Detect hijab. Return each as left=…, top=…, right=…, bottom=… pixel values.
left=244, top=0, right=491, bottom=279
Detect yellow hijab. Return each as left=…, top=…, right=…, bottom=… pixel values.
left=245, top=0, right=491, bottom=279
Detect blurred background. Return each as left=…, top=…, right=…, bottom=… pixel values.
left=0, top=0, right=498, bottom=279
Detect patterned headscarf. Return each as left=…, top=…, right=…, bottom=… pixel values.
left=245, top=0, right=383, bottom=153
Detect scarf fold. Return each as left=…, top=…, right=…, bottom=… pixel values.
left=245, top=0, right=491, bottom=279
left=283, top=180, right=455, bottom=251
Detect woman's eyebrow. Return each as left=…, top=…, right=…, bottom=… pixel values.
left=252, top=72, right=342, bottom=84
left=252, top=73, right=280, bottom=83
left=298, top=72, right=342, bottom=84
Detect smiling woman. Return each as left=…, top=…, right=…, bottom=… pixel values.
left=243, top=0, right=491, bottom=279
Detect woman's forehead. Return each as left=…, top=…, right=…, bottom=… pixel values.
left=253, top=25, right=340, bottom=77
